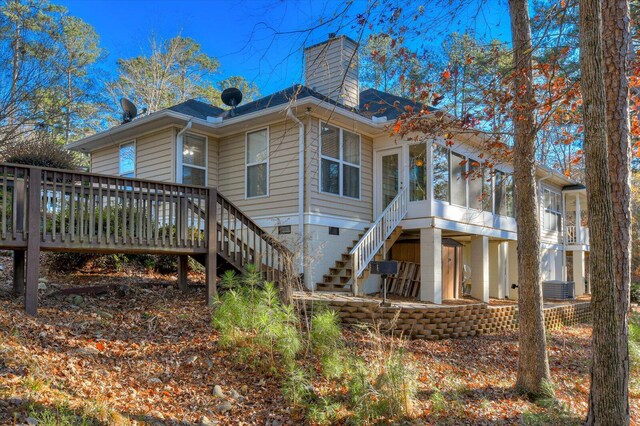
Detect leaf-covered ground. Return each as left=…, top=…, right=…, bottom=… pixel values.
left=0, top=256, right=638, bottom=425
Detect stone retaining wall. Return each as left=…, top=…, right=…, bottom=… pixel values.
left=301, top=299, right=591, bottom=340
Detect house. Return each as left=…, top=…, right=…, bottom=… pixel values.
left=67, top=34, right=590, bottom=304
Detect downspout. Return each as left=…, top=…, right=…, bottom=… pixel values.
left=176, top=120, right=193, bottom=182
left=287, top=108, right=305, bottom=275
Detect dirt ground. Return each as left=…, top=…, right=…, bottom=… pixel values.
left=0, top=254, right=637, bottom=425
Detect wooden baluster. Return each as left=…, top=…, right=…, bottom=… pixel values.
left=128, top=179, right=135, bottom=245
left=161, top=185, right=167, bottom=246
left=88, top=175, right=94, bottom=243
left=97, top=177, right=103, bottom=244
left=153, top=183, right=159, bottom=246
left=1, top=167, right=6, bottom=240
left=59, top=173, right=66, bottom=242
left=189, top=187, right=195, bottom=247
left=51, top=172, right=58, bottom=241
left=168, top=186, right=174, bottom=247
left=105, top=178, right=111, bottom=244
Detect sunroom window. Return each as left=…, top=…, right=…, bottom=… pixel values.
left=409, top=143, right=427, bottom=201
left=246, top=129, right=268, bottom=198
left=432, top=143, right=449, bottom=202
left=450, top=151, right=467, bottom=206
left=320, top=123, right=360, bottom=198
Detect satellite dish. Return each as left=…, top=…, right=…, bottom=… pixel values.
left=120, top=98, right=138, bottom=124
left=221, top=88, right=243, bottom=108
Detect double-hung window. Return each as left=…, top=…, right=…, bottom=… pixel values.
left=119, top=141, right=135, bottom=177
left=543, top=188, right=562, bottom=231
left=320, top=123, right=360, bottom=198
left=181, top=133, right=207, bottom=186
left=246, top=128, right=268, bottom=198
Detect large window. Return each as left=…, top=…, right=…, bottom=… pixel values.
left=432, top=143, right=449, bottom=202
left=181, top=133, right=207, bottom=186
left=543, top=188, right=562, bottom=231
left=119, top=141, right=135, bottom=177
left=320, top=123, right=360, bottom=198
left=495, top=170, right=515, bottom=217
left=246, top=129, right=268, bottom=198
left=450, top=152, right=467, bottom=206
left=482, top=167, right=493, bottom=213
left=409, top=143, right=427, bottom=201
left=467, top=160, right=483, bottom=210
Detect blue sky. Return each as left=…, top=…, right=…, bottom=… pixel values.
left=56, top=0, right=512, bottom=97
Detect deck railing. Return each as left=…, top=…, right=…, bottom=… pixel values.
left=350, top=186, right=409, bottom=294
left=0, top=163, right=292, bottom=315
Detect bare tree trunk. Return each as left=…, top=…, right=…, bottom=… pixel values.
left=579, top=0, right=629, bottom=423
left=603, top=0, right=632, bottom=416
left=508, top=0, right=553, bottom=397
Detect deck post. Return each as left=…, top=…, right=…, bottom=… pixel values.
left=178, top=255, right=189, bottom=292
left=205, top=188, right=218, bottom=305
left=13, top=250, right=25, bottom=295
left=25, top=168, right=42, bottom=316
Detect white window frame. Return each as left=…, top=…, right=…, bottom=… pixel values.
left=177, top=132, right=208, bottom=186
left=542, top=187, right=562, bottom=231
left=119, top=140, right=136, bottom=177
left=319, top=121, right=361, bottom=200
left=245, top=127, right=269, bottom=199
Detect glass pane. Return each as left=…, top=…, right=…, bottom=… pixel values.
left=433, top=143, right=449, bottom=202
left=409, top=143, right=426, bottom=201
left=495, top=170, right=504, bottom=215
left=183, top=133, right=206, bottom=167
left=247, top=129, right=268, bottom=164
left=182, top=166, right=205, bottom=186
left=343, top=130, right=360, bottom=165
left=468, top=160, right=483, bottom=210
left=482, top=168, right=493, bottom=212
left=321, top=123, right=339, bottom=159
left=343, top=164, right=359, bottom=198
left=119, top=142, right=135, bottom=175
left=321, top=158, right=340, bottom=194
left=505, top=175, right=514, bottom=217
left=247, top=163, right=267, bottom=197
left=450, top=152, right=467, bottom=206
left=382, top=153, right=399, bottom=208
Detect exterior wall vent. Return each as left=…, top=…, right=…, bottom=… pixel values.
left=328, top=226, right=340, bottom=236
left=278, top=225, right=292, bottom=235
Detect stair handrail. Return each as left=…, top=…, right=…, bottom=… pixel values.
left=350, top=186, right=409, bottom=288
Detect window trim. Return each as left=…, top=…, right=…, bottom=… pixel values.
left=118, top=140, right=136, bottom=177
left=245, top=127, right=270, bottom=199
left=177, top=131, right=208, bottom=186
left=318, top=121, right=362, bottom=200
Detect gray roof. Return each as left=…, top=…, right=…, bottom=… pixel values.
left=162, top=85, right=427, bottom=122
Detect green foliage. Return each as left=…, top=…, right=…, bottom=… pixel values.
left=28, top=402, right=97, bottom=426
left=212, top=268, right=301, bottom=370
left=108, top=35, right=220, bottom=115
left=212, top=268, right=419, bottom=424
left=630, top=313, right=640, bottom=374
left=631, top=282, right=640, bottom=304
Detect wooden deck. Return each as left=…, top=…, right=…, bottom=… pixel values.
left=0, top=163, right=293, bottom=315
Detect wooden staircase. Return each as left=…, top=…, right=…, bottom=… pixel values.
left=316, top=227, right=403, bottom=292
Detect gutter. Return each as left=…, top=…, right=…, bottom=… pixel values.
left=287, top=108, right=305, bottom=275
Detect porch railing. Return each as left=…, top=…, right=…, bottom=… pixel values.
left=565, top=225, right=589, bottom=245
left=350, top=186, right=409, bottom=294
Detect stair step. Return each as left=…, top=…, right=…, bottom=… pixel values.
left=323, top=274, right=352, bottom=284
left=316, top=283, right=351, bottom=292
left=329, top=266, right=352, bottom=275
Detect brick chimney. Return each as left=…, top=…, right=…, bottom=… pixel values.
left=304, top=34, right=359, bottom=109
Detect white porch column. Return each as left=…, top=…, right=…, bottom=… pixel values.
left=470, top=235, right=489, bottom=303
left=575, top=194, right=582, bottom=244
left=507, top=240, right=519, bottom=300
left=573, top=249, right=586, bottom=296
left=489, top=241, right=500, bottom=298
left=420, top=227, right=442, bottom=304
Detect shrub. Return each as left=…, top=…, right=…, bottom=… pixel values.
left=631, top=282, right=640, bottom=304
left=5, top=137, right=81, bottom=170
